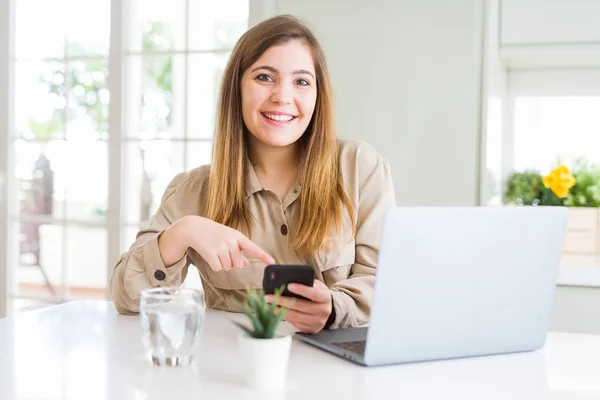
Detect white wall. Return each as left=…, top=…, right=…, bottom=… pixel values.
left=275, top=0, right=600, bottom=335
left=278, top=0, right=485, bottom=206
left=499, top=0, right=600, bottom=69
left=500, top=0, right=600, bottom=45
left=551, top=286, right=600, bottom=335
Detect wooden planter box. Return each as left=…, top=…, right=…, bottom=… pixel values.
left=563, top=207, right=600, bottom=254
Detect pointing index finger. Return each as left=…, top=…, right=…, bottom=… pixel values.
left=238, top=236, right=275, bottom=265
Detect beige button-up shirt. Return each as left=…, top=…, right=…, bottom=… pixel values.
left=110, top=138, right=396, bottom=329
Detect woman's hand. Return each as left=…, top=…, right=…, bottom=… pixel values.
left=266, top=279, right=333, bottom=334
left=159, top=215, right=275, bottom=270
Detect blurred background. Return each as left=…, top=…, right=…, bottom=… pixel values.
left=1, top=0, right=600, bottom=334
left=0, top=0, right=248, bottom=312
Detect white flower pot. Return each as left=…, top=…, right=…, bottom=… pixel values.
left=238, top=333, right=292, bottom=391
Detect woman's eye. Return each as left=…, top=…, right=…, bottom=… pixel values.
left=256, top=74, right=273, bottom=82
left=296, top=79, right=310, bottom=86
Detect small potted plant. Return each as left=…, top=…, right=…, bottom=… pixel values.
left=235, top=286, right=292, bottom=391
left=504, top=160, right=600, bottom=254
left=562, top=160, right=600, bottom=254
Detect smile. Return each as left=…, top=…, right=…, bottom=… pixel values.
left=261, top=112, right=297, bottom=123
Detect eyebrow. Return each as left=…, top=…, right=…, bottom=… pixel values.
left=251, top=65, right=315, bottom=79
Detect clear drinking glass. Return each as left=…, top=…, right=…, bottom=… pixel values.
left=139, top=287, right=205, bottom=366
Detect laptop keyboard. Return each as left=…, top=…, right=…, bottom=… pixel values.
left=332, top=340, right=366, bottom=355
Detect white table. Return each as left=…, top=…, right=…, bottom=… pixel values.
left=1, top=300, right=599, bottom=400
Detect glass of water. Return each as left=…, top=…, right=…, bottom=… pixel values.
left=139, top=286, right=205, bottom=367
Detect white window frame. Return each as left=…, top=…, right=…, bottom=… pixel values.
left=0, top=0, right=15, bottom=318
left=505, top=68, right=600, bottom=288
left=0, top=0, right=277, bottom=317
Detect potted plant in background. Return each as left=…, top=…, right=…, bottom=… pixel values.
left=561, top=160, right=600, bottom=254
left=504, top=159, right=600, bottom=255
left=235, top=286, right=292, bottom=391
left=504, top=169, right=545, bottom=206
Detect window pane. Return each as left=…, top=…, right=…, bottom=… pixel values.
left=15, top=139, right=65, bottom=220
left=186, top=141, right=212, bottom=170
left=15, top=1, right=68, bottom=59
left=187, top=53, right=230, bottom=139
left=65, top=226, right=107, bottom=299
left=67, top=59, right=110, bottom=140
left=126, top=0, right=186, bottom=53
left=15, top=0, right=110, bottom=59
left=124, top=55, right=185, bottom=139
left=61, top=141, right=108, bottom=222
left=15, top=222, right=63, bottom=298
left=15, top=61, right=66, bottom=140
left=64, top=0, right=110, bottom=57
left=123, top=140, right=184, bottom=225
left=188, top=0, right=249, bottom=50
left=483, top=98, right=503, bottom=205
left=514, top=97, right=600, bottom=171
left=16, top=139, right=107, bottom=222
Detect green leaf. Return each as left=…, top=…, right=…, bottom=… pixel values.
left=264, top=284, right=285, bottom=323
left=257, top=290, right=269, bottom=326
left=247, top=289, right=267, bottom=332
left=242, top=304, right=264, bottom=337
left=265, top=299, right=278, bottom=324
left=234, top=322, right=257, bottom=338
left=247, top=288, right=261, bottom=310
left=564, top=160, right=600, bottom=207
left=236, top=284, right=293, bottom=339
left=504, top=170, right=544, bottom=205
left=259, top=288, right=268, bottom=323
left=264, top=307, right=289, bottom=339
left=247, top=288, right=267, bottom=327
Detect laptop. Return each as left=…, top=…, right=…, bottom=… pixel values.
left=295, top=206, right=568, bottom=367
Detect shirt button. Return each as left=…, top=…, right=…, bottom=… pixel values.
left=154, top=270, right=166, bottom=281
left=280, top=224, right=288, bottom=235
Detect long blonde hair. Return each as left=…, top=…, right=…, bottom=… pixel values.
left=204, top=15, right=356, bottom=257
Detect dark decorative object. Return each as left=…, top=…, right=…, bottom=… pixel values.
left=20, top=153, right=56, bottom=295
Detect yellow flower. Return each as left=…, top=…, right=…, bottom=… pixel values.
left=542, top=164, right=576, bottom=198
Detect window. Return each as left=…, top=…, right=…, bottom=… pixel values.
left=508, top=70, right=600, bottom=174
left=481, top=66, right=600, bottom=286
left=513, top=96, right=600, bottom=172
left=1, top=0, right=250, bottom=315
left=482, top=69, right=600, bottom=207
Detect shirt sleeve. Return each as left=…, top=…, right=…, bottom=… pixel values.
left=328, top=145, right=396, bottom=328
left=109, top=172, right=192, bottom=314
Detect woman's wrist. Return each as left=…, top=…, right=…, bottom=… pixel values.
left=158, top=216, right=194, bottom=267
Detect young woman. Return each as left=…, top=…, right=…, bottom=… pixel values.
left=110, top=15, right=395, bottom=334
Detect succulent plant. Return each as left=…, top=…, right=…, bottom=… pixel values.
left=235, top=285, right=289, bottom=339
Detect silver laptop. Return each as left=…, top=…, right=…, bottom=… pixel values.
left=295, top=206, right=568, bottom=367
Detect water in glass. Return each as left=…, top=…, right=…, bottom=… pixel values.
left=140, top=287, right=205, bottom=366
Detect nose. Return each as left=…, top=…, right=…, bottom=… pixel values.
left=270, top=82, right=293, bottom=105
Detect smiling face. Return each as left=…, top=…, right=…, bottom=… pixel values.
left=241, top=40, right=318, bottom=151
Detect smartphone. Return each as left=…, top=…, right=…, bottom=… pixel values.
left=262, top=264, right=315, bottom=299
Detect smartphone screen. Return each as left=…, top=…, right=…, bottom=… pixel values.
left=262, top=264, right=315, bottom=299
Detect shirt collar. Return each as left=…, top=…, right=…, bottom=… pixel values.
left=245, top=157, right=263, bottom=199
left=244, top=156, right=303, bottom=203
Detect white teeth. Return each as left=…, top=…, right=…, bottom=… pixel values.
left=263, top=113, right=294, bottom=122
